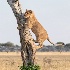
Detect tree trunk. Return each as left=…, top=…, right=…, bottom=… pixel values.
left=7, top=0, right=42, bottom=66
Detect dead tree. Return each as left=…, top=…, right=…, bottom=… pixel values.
left=7, top=0, right=42, bottom=66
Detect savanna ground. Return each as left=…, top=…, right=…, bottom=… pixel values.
left=0, top=52, right=70, bottom=70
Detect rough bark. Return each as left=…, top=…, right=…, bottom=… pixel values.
left=7, top=0, right=42, bottom=66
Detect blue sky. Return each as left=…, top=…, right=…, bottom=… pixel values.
left=0, top=0, right=70, bottom=45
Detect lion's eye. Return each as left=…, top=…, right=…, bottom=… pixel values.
left=26, top=12, right=28, bottom=14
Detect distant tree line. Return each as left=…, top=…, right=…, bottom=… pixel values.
left=0, top=42, right=21, bottom=52
left=37, top=42, right=70, bottom=52
left=0, top=41, right=70, bottom=52
left=0, top=42, right=20, bottom=47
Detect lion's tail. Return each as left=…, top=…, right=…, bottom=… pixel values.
left=47, top=37, right=54, bottom=45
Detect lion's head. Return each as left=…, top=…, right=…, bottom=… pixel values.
left=24, top=9, right=33, bottom=19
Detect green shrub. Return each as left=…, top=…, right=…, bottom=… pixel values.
left=19, top=63, right=40, bottom=70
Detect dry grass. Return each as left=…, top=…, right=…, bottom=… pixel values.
left=0, top=52, right=70, bottom=70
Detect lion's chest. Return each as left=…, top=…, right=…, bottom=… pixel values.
left=31, top=26, right=39, bottom=35
left=31, top=23, right=42, bottom=36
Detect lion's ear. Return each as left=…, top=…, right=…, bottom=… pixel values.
left=26, top=9, right=28, bottom=12
left=29, top=10, right=32, bottom=13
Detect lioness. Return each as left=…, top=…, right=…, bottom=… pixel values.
left=24, top=9, right=54, bottom=47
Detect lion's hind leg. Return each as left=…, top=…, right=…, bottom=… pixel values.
left=33, top=39, right=38, bottom=43
left=37, top=39, right=43, bottom=48
left=33, top=39, right=43, bottom=48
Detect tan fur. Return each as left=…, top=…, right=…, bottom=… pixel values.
left=24, top=9, right=54, bottom=47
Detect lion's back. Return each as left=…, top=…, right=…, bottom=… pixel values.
left=31, top=21, right=48, bottom=42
